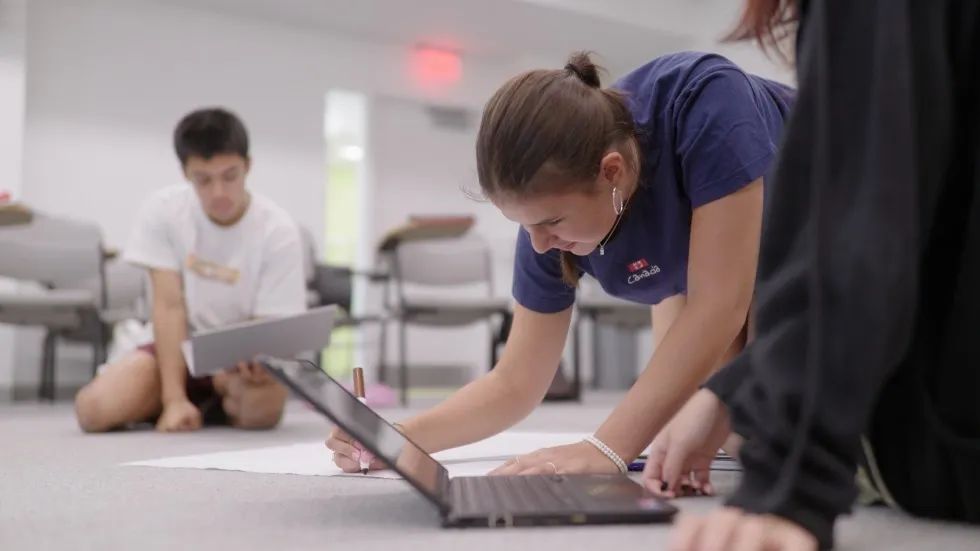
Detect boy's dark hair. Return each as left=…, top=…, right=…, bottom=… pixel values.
left=173, top=107, right=249, bottom=165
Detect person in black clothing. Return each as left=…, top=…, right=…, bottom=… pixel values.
left=642, top=1, right=980, bottom=549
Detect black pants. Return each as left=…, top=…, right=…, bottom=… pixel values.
left=864, top=0, right=980, bottom=521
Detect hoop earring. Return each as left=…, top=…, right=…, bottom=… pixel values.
left=612, top=186, right=624, bottom=215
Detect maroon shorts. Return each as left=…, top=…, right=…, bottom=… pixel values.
left=138, top=343, right=229, bottom=425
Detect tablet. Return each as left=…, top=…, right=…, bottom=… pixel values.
left=181, top=305, right=337, bottom=376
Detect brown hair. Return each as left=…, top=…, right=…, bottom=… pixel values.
left=476, top=52, right=638, bottom=287
left=725, top=0, right=799, bottom=61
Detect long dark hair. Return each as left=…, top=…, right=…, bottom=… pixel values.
left=476, top=52, right=638, bottom=286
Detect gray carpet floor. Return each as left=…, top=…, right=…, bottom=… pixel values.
left=2, top=394, right=978, bottom=550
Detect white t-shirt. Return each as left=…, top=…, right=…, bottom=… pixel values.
left=124, top=185, right=307, bottom=339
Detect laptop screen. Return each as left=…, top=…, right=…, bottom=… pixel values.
left=258, top=356, right=451, bottom=512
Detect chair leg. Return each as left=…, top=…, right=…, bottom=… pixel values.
left=398, top=321, right=408, bottom=406
left=40, top=331, right=57, bottom=401
left=490, top=311, right=513, bottom=372
left=590, top=314, right=601, bottom=390
left=488, top=319, right=497, bottom=370
left=572, top=352, right=581, bottom=402
left=39, top=336, right=48, bottom=401
left=572, top=315, right=582, bottom=402
left=377, top=318, right=388, bottom=384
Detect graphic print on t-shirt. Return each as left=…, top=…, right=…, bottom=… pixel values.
left=625, top=258, right=661, bottom=286
left=186, top=253, right=240, bottom=285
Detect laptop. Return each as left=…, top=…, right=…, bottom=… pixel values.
left=182, top=306, right=338, bottom=377
left=258, top=355, right=678, bottom=528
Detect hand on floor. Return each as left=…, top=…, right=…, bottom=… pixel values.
left=156, top=398, right=202, bottom=432
left=670, top=508, right=817, bottom=551
left=489, top=440, right=621, bottom=476
left=643, top=388, right=732, bottom=498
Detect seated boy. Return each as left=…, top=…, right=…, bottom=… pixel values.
left=75, top=107, right=306, bottom=432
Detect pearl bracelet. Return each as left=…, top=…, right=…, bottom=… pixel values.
left=583, top=435, right=628, bottom=474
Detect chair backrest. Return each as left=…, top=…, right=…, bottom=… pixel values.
left=0, top=213, right=104, bottom=292
left=102, top=259, right=147, bottom=318
left=311, top=263, right=353, bottom=313
left=297, top=224, right=317, bottom=286
left=392, top=235, right=493, bottom=289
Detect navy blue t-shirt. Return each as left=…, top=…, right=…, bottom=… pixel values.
left=513, top=52, right=795, bottom=313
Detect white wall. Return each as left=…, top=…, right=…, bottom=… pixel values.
left=12, top=0, right=518, bottom=393
left=22, top=0, right=516, bottom=248
left=0, top=0, right=27, bottom=399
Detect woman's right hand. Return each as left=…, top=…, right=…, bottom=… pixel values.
left=325, top=426, right=387, bottom=472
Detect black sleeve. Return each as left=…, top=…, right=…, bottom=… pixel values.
left=703, top=348, right=749, bottom=404
left=720, top=1, right=935, bottom=548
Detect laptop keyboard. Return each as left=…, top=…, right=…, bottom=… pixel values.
left=454, top=475, right=584, bottom=513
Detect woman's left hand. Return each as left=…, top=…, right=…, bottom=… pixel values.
left=488, top=440, right=622, bottom=476
left=670, top=508, right=817, bottom=551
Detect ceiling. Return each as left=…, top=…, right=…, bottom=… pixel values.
left=152, top=0, right=746, bottom=77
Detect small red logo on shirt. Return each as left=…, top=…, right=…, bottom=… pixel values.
left=627, top=258, right=649, bottom=273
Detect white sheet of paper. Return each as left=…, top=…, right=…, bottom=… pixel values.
left=122, top=431, right=591, bottom=479
left=433, top=431, right=589, bottom=463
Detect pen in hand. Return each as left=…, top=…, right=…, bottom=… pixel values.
left=353, top=367, right=370, bottom=474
